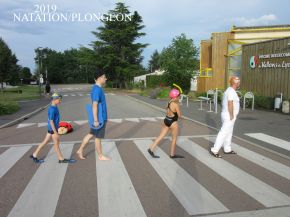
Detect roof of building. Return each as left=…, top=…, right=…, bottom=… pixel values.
left=232, top=24, right=290, bottom=32
left=242, top=36, right=290, bottom=47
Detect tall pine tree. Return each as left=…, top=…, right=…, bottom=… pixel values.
left=91, top=2, right=147, bottom=88
left=148, top=50, right=160, bottom=72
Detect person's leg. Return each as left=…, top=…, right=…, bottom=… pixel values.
left=211, top=115, right=232, bottom=154
left=149, top=124, right=169, bottom=151
left=223, top=119, right=236, bottom=153
left=33, top=133, right=51, bottom=157
left=76, top=133, right=94, bottom=159
left=169, top=122, right=179, bottom=156
left=52, top=133, right=64, bottom=161
left=95, top=138, right=110, bottom=160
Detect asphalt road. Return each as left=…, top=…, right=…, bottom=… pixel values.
left=0, top=84, right=290, bottom=217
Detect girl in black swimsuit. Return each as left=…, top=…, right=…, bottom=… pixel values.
left=148, top=88, right=184, bottom=158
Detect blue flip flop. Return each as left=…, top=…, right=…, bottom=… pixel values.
left=58, top=158, right=77, bottom=163
left=30, top=155, right=45, bottom=163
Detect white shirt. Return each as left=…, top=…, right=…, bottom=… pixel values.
left=222, top=87, right=240, bottom=115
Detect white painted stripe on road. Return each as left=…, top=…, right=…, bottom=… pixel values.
left=125, top=118, right=140, bottom=123
left=0, top=135, right=217, bottom=148
left=203, top=206, right=290, bottom=217
left=108, top=118, right=123, bottom=123
left=245, top=133, right=290, bottom=151
left=7, top=143, right=74, bottom=217
left=87, top=93, right=90, bottom=96
left=74, top=120, right=88, bottom=125
left=38, top=122, right=48, bottom=127
left=140, top=117, right=156, bottom=122
left=134, top=139, right=228, bottom=215
left=71, top=94, right=76, bottom=96
left=0, top=146, right=31, bottom=178
left=177, top=138, right=290, bottom=207
left=63, top=94, right=68, bottom=97
left=156, top=117, right=164, bottom=120
left=97, top=141, right=146, bottom=217
left=207, top=137, right=290, bottom=180
left=17, top=123, right=35, bottom=128
left=78, top=94, right=83, bottom=96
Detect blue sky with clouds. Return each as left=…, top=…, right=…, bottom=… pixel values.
left=1, top=0, right=290, bottom=72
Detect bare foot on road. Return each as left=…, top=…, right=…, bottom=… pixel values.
left=98, top=155, right=111, bottom=161
left=76, top=151, right=86, bottom=160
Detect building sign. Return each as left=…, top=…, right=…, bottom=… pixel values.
left=250, top=52, right=290, bottom=69
left=250, top=56, right=259, bottom=68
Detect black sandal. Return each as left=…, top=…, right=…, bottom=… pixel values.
left=224, top=150, right=237, bottom=154
left=147, top=149, right=160, bottom=158
left=30, top=155, right=44, bottom=163
left=59, top=158, right=77, bottom=163
left=209, top=150, right=222, bottom=158
left=170, top=154, right=184, bottom=159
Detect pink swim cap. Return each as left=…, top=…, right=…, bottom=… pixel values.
left=169, top=89, right=180, bottom=99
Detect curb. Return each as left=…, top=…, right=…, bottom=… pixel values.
left=127, top=95, right=290, bottom=161
left=0, top=103, right=50, bottom=129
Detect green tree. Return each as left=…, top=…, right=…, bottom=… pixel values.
left=159, top=33, right=199, bottom=93
left=21, top=67, right=32, bottom=80
left=0, top=38, right=21, bottom=88
left=7, top=54, right=21, bottom=85
left=76, top=47, right=97, bottom=83
left=148, top=50, right=160, bottom=72
left=34, top=47, right=98, bottom=84
left=0, top=38, right=13, bottom=90
left=91, top=2, right=147, bottom=88
left=19, top=67, right=32, bottom=84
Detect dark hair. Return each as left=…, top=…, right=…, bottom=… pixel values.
left=94, top=68, right=105, bottom=80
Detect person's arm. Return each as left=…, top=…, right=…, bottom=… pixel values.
left=228, top=100, right=234, bottom=120
left=175, top=103, right=182, bottom=118
left=92, top=101, right=99, bottom=127
left=50, top=120, right=58, bottom=134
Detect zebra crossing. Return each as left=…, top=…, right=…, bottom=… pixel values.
left=61, top=93, right=115, bottom=97
left=245, top=133, right=290, bottom=152
left=52, top=87, right=90, bottom=92
left=16, top=117, right=164, bottom=129
left=1, top=135, right=290, bottom=217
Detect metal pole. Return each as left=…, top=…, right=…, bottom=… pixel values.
left=215, top=88, right=218, bottom=113
left=38, top=57, right=41, bottom=96
left=86, top=65, right=88, bottom=83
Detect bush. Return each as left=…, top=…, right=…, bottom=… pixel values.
left=0, top=101, right=20, bottom=115
left=254, top=95, right=274, bottom=110
left=128, top=81, right=144, bottom=90
left=146, top=75, right=167, bottom=88
left=157, top=88, right=170, bottom=99
left=195, top=92, right=207, bottom=98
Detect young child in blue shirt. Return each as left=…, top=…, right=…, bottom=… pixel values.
left=30, top=93, right=76, bottom=163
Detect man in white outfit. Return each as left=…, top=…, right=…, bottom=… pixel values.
left=210, top=76, right=240, bottom=158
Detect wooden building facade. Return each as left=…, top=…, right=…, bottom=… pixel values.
left=241, top=37, right=290, bottom=99
left=198, top=25, right=290, bottom=93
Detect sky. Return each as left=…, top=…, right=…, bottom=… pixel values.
left=0, top=0, right=290, bottom=72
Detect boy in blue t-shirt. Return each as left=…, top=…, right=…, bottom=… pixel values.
left=76, top=69, right=110, bottom=161
left=30, top=93, right=76, bottom=163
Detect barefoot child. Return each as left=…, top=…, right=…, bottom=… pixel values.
left=76, top=69, right=110, bottom=161
left=30, top=93, right=76, bottom=163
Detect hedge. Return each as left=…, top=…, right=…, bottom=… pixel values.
left=146, top=75, right=167, bottom=88
left=0, top=101, right=20, bottom=115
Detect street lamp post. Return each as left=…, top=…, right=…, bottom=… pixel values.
left=37, top=47, right=43, bottom=97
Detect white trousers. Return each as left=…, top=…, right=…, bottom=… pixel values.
left=211, top=112, right=237, bottom=153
